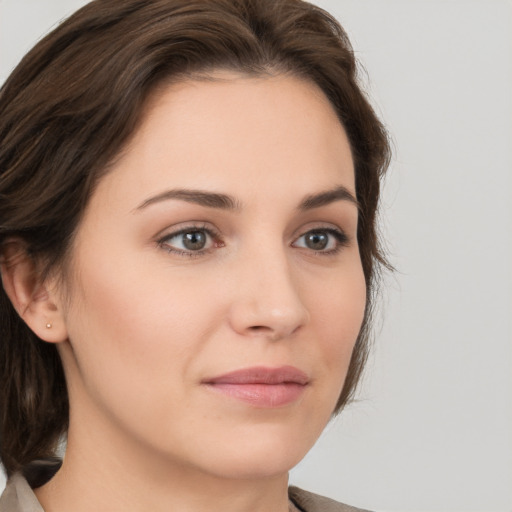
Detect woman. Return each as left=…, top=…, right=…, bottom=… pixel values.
left=0, top=0, right=390, bottom=511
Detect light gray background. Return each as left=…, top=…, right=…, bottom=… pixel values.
left=1, top=1, right=511, bottom=511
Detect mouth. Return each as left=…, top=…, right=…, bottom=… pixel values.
left=202, top=366, right=309, bottom=408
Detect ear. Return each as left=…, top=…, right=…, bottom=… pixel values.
left=0, top=239, right=68, bottom=343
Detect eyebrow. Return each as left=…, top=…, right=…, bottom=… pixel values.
left=135, top=185, right=359, bottom=212
left=298, top=185, right=359, bottom=211
left=135, top=189, right=241, bottom=211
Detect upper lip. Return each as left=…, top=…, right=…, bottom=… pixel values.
left=203, top=365, right=309, bottom=385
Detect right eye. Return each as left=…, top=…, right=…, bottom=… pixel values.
left=158, top=226, right=222, bottom=257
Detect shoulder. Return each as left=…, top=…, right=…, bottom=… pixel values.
left=2, top=475, right=374, bottom=512
left=0, top=473, right=45, bottom=512
left=289, top=486, right=373, bottom=512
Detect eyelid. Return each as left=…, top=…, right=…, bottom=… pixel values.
left=154, top=221, right=219, bottom=241
left=291, top=221, right=350, bottom=241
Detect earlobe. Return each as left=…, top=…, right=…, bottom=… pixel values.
left=0, top=240, right=68, bottom=343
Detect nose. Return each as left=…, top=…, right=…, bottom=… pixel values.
left=227, top=249, right=310, bottom=341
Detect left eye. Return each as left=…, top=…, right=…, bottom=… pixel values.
left=293, top=229, right=347, bottom=252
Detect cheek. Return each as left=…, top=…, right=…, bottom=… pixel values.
left=69, top=226, right=246, bottom=361
left=62, top=253, right=217, bottom=411
left=311, top=263, right=367, bottom=375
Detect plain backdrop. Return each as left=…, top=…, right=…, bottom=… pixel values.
left=1, top=1, right=511, bottom=511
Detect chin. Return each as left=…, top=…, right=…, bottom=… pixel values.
left=201, top=449, right=305, bottom=481
left=176, top=424, right=319, bottom=481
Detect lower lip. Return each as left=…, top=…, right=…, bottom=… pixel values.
left=204, top=383, right=306, bottom=408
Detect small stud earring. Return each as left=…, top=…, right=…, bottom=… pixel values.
left=46, top=323, right=52, bottom=329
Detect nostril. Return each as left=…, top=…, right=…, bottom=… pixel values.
left=247, top=325, right=281, bottom=338
left=249, top=325, right=269, bottom=332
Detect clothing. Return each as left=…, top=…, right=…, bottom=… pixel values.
left=289, top=486, right=372, bottom=512
left=0, top=463, right=371, bottom=512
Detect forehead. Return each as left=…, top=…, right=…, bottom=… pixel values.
left=90, top=72, right=355, bottom=213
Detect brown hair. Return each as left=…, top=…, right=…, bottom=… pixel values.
left=0, top=0, right=390, bottom=477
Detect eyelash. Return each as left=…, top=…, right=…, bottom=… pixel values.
left=157, top=225, right=349, bottom=258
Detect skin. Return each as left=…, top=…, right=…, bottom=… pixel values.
left=6, top=72, right=366, bottom=512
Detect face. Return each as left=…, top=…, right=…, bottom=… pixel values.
left=54, top=72, right=366, bottom=481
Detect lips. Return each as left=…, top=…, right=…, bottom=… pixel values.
left=203, top=366, right=309, bottom=407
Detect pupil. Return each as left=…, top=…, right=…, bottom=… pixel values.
left=306, top=232, right=328, bottom=250
left=183, top=231, right=206, bottom=250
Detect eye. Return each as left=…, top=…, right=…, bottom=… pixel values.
left=293, top=228, right=348, bottom=254
left=158, top=226, right=221, bottom=256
